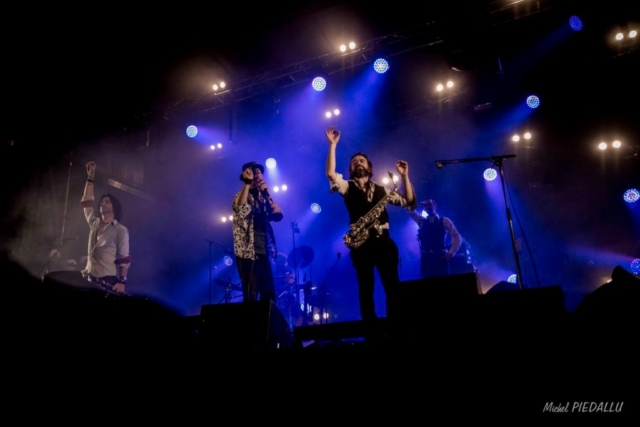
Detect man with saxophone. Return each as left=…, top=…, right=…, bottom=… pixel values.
left=325, top=126, right=416, bottom=325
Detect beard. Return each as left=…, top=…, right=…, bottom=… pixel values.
left=351, top=165, right=371, bottom=179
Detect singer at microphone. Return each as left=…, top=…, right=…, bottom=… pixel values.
left=232, top=160, right=285, bottom=304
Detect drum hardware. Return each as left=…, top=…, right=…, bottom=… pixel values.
left=314, top=252, right=342, bottom=324
left=205, top=238, right=234, bottom=305
left=214, top=278, right=243, bottom=303
left=280, top=221, right=318, bottom=331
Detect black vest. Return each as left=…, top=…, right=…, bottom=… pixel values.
left=418, top=216, right=446, bottom=251
left=344, top=181, right=390, bottom=230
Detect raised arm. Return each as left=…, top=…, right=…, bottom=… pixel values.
left=233, top=167, right=254, bottom=207
left=325, top=126, right=341, bottom=182
left=83, top=161, right=96, bottom=201
left=396, top=160, right=416, bottom=209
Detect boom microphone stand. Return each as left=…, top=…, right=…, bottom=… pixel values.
left=434, top=154, right=525, bottom=289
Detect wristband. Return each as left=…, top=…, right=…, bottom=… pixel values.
left=243, top=177, right=252, bottom=185
left=118, top=276, right=127, bottom=284
left=87, top=177, right=94, bottom=183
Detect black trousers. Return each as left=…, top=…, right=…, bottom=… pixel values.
left=236, top=255, right=276, bottom=303
left=349, top=235, right=400, bottom=321
left=421, top=250, right=450, bottom=278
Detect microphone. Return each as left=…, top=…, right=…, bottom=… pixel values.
left=435, top=161, right=445, bottom=169
left=262, top=188, right=270, bottom=198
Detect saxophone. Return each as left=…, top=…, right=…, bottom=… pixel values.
left=343, top=172, right=398, bottom=249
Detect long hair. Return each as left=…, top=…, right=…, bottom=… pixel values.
left=100, top=193, right=123, bottom=222
left=348, top=152, right=374, bottom=180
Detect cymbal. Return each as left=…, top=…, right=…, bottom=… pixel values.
left=288, top=245, right=314, bottom=269
left=214, top=278, right=242, bottom=292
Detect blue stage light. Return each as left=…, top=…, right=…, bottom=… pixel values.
left=186, top=125, right=198, bottom=138
left=526, top=95, right=540, bottom=109
left=484, top=168, right=497, bottom=181
left=312, top=76, right=327, bottom=92
left=373, top=57, right=390, bottom=74
left=623, top=188, right=639, bottom=204
left=569, top=16, right=583, bottom=31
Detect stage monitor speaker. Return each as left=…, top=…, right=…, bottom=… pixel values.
left=386, top=272, right=481, bottom=341
left=479, top=284, right=567, bottom=321
left=388, top=272, right=480, bottom=316
left=199, top=300, right=291, bottom=351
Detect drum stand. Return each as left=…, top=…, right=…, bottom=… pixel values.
left=277, top=283, right=299, bottom=331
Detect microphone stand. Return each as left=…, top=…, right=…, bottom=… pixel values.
left=289, top=221, right=302, bottom=327
left=316, top=252, right=342, bottom=324
left=39, top=152, right=75, bottom=279
left=434, top=154, right=525, bottom=290
left=59, top=151, right=73, bottom=248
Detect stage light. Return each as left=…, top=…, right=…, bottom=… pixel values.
left=507, top=274, right=518, bottom=284
left=512, top=132, right=532, bottom=142
left=373, top=57, right=390, bottom=74
left=312, top=76, right=327, bottom=92
left=598, top=142, right=607, bottom=150
left=311, top=203, right=321, bottom=214
left=569, top=16, right=583, bottom=31
left=223, top=256, right=233, bottom=266
left=484, top=168, right=497, bottom=181
left=281, top=185, right=287, bottom=191
left=612, top=140, right=621, bottom=148
left=221, top=217, right=227, bottom=223
left=186, top=125, right=198, bottom=138
left=631, top=259, right=640, bottom=275
left=273, top=186, right=279, bottom=193
left=436, top=83, right=444, bottom=91
left=325, top=108, right=340, bottom=118
left=623, top=188, right=639, bottom=204
left=526, top=95, right=540, bottom=109
left=266, top=158, right=277, bottom=169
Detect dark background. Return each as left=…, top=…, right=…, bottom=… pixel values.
left=2, top=0, right=638, bottom=318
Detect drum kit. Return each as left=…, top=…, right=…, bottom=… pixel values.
left=211, top=242, right=323, bottom=330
